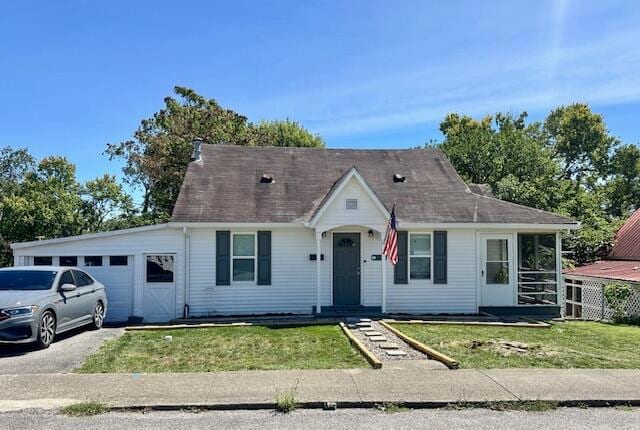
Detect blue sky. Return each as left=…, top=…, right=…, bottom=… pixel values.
left=1, top=0, right=639, bottom=187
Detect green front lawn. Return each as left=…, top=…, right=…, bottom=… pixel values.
left=77, top=324, right=368, bottom=373
left=390, top=321, right=640, bottom=369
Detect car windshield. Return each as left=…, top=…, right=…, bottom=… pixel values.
left=0, top=270, right=57, bottom=291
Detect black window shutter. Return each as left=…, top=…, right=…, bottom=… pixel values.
left=216, top=231, right=230, bottom=285
left=433, top=231, right=448, bottom=284
left=394, top=231, right=408, bottom=284
left=257, top=231, right=271, bottom=285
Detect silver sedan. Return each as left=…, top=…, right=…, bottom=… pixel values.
left=0, top=266, right=108, bottom=348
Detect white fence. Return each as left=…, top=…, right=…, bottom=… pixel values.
left=564, top=275, right=640, bottom=321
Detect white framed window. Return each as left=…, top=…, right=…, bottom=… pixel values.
left=232, top=232, right=256, bottom=282
left=345, top=198, right=358, bottom=210
left=409, top=233, right=432, bottom=280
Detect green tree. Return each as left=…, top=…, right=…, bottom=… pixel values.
left=605, top=144, right=640, bottom=217
left=106, top=86, right=324, bottom=220
left=254, top=119, right=324, bottom=148
left=82, top=174, right=136, bottom=232
left=439, top=112, right=562, bottom=210
left=0, top=146, right=34, bottom=194
left=437, top=105, right=624, bottom=265
left=544, top=103, right=618, bottom=188
left=0, top=157, right=84, bottom=244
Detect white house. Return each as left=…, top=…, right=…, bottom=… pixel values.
left=11, top=144, right=579, bottom=322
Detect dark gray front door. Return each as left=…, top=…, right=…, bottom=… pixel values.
left=333, top=233, right=361, bottom=306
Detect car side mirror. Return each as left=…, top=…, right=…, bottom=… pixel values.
left=60, top=283, right=77, bottom=292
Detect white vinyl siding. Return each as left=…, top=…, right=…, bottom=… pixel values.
left=386, top=229, right=477, bottom=313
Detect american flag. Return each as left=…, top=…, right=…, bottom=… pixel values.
left=383, top=206, right=398, bottom=265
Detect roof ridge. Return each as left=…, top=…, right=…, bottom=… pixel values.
left=201, top=143, right=442, bottom=153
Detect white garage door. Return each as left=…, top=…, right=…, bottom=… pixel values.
left=82, top=256, right=134, bottom=323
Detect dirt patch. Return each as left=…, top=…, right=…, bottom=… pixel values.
left=443, top=339, right=558, bottom=358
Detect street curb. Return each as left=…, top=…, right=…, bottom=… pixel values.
left=103, top=399, right=640, bottom=412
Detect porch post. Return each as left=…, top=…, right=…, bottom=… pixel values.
left=382, top=256, right=387, bottom=313
left=316, top=231, right=322, bottom=314
left=556, top=231, right=563, bottom=313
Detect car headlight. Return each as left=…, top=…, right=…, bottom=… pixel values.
left=2, top=305, right=39, bottom=317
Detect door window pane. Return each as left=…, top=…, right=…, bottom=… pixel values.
left=146, top=255, right=174, bottom=283
left=233, top=259, right=255, bottom=281
left=487, top=239, right=508, bottom=261
left=486, top=239, right=509, bottom=284
left=233, top=234, right=255, bottom=256
left=487, top=262, right=509, bottom=284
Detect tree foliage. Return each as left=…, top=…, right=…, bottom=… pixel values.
left=436, top=103, right=636, bottom=265
left=106, top=86, right=324, bottom=219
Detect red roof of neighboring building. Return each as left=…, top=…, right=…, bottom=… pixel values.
left=564, top=209, right=640, bottom=283
left=608, top=208, right=640, bottom=260
left=565, top=260, right=640, bottom=283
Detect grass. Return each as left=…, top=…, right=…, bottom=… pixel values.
left=390, top=321, right=640, bottom=369
left=275, top=389, right=298, bottom=413
left=77, top=324, right=368, bottom=373
left=60, top=402, right=108, bottom=417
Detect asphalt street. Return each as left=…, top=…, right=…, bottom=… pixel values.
left=1, top=407, right=638, bottom=430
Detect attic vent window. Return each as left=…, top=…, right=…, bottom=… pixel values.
left=260, top=174, right=274, bottom=184
left=393, top=174, right=406, bottom=183
left=345, top=199, right=358, bottom=210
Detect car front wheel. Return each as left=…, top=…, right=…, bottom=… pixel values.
left=91, top=302, right=105, bottom=330
left=36, top=311, right=56, bottom=349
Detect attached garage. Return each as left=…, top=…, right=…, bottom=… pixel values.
left=11, top=224, right=185, bottom=323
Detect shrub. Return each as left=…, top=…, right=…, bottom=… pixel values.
left=604, top=283, right=633, bottom=323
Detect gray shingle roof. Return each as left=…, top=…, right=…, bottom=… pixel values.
left=171, top=145, right=577, bottom=225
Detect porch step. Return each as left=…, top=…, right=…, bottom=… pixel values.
left=369, top=336, right=387, bottom=342
left=385, top=349, right=408, bottom=356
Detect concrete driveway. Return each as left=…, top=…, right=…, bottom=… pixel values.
left=0, top=326, right=124, bottom=374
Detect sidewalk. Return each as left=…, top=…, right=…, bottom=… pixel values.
left=2, top=363, right=639, bottom=411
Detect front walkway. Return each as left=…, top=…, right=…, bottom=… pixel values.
left=1, top=368, right=639, bottom=411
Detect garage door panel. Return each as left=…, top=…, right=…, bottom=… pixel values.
left=82, top=262, right=134, bottom=323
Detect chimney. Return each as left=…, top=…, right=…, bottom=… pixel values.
left=191, top=139, right=203, bottom=161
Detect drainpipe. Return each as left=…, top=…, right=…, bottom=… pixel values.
left=183, top=227, right=191, bottom=319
